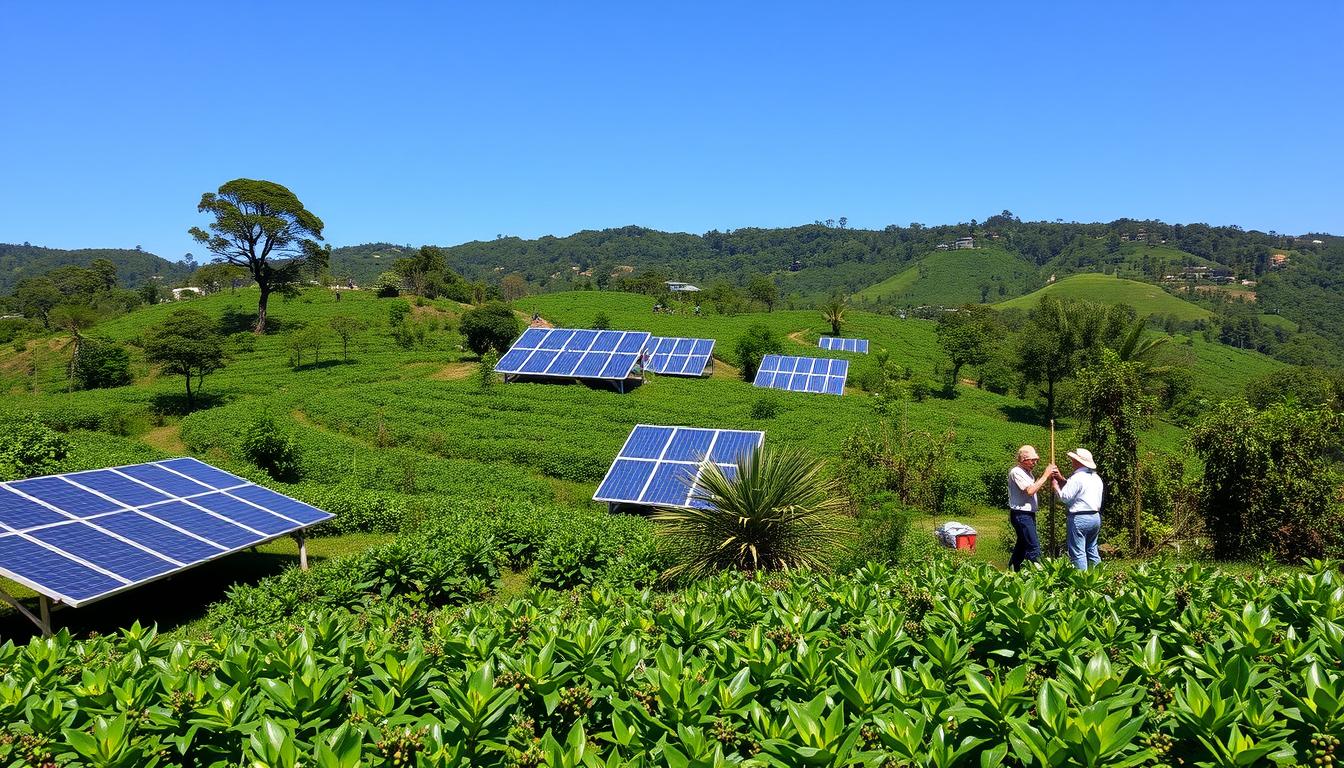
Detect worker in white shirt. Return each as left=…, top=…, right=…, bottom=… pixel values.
left=1007, top=445, right=1055, bottom=570
left=1051, top=448, right=1105, bottom=570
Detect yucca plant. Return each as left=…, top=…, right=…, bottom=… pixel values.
left=823, top=296, right=846, bottom=336
left=653, top=446, right=847, bottom=580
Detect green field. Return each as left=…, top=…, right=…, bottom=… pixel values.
left=852, top=246, right=1039, bottom=306
left=996, top=273, right=1214, bottom=321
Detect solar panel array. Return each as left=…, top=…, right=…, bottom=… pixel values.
left=594, top=425, right=764, bottom=508
left=495, top=328, right=651, bottom=380
left=0, top=458, right=332, bottom=607
left=642, top=337, right=715, bottom=376
left=818, top=336, right=869, bottom=354
left=753, top=354, right=848, bottom=395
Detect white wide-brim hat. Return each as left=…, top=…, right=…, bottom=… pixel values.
left=1067, top=448, right=1097, bottom=469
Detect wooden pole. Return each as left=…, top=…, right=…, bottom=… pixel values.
left=1048, top=419, right=1058, bottom=556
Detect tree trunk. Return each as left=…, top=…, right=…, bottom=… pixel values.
left=184, top=369, right=194, bottom=409
left=254, top=285, right=270, bottom=334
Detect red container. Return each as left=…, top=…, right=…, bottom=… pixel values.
left=954, top=533, right=977, bottom=552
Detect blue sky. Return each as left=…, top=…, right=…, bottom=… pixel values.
left=1, top=2, right=1340, bottom=261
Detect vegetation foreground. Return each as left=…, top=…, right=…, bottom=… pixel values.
left=3, top=560, right=1342, bottom=767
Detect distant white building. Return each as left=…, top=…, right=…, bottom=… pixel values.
left=954, top=236, right=975, bottom=250
left=665, top=281, right=700, bottom=293
left=171, top=287, right=203, bottom=300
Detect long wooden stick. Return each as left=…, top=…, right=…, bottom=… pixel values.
left=1048, top=419, right=1058, bottom=556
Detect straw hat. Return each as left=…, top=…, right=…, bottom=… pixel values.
left=1016, top=445, right=1039, bottom=462
left=1067, top=448, right=1097, bottom=469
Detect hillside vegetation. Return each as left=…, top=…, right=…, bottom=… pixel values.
left=996, top=273, right=1213, bottom=322
left=852, top=246, right=1040, bottom=306
left=0, top=243, right=191, bottom=292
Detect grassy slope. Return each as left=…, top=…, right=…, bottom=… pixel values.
left=851, top=246, right=1038, bottom=306
left=0, top=288, right=1286, bottom=631
left=996, top=273, right=1214, bottom=321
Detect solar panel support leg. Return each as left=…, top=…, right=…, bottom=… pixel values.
left=0, top=587, right=51, bottom=637
left=295, top=532, right=309, bottom=570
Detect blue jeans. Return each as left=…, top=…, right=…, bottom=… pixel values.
left=1008, top=512, right=1040, bottom=570
left=1067, top=512, right=1101, bottom=570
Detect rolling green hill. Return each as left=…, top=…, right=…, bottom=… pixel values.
left=852, top=246, right=1039, bottom=306
left=996, top=273, right=1214, bottom=321
left=0, top=243, right=191, bottom=291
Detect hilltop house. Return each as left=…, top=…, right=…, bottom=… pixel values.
left=665, top=281, right=700, bottom=293
left=954, top=236, right=975, bottom=250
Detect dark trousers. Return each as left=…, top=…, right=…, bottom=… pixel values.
left=1009, top=511, right=1040, bottom=571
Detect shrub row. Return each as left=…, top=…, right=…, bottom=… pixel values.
left=203, top=501, right=661, bottom=631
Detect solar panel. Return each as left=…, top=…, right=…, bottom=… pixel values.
left=643, top=336, right=715, bottom=376
left=496, top=328, right=652, bottom=381
left=818, top=337, right=870, bottom=354
left=0, top=458, right=332, bottom=607
left=594, top=425, right=764, bottom=509
left=753, top=354, right=848, bottom=395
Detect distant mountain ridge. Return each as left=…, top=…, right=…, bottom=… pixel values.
left=0, top=243, right=192, bottom=293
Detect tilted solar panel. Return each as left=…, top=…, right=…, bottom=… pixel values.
left=496, top=328, right=652, bottom=381
left=642, top=336, right=715, bottom=376
left=818, top=337, right=870, bottom=354
left=753, top=354, right=848, bottom=395
left=0, top=458, right=332, bottom=607
left=593, top=424, right=764, bottom=508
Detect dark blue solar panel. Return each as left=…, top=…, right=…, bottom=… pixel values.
left=67, top=470, right=173, bottom=507
left=142, top=501, right=263, bottom=548
left=693, top=339, right=714, bottom=355
left=753, top=356, right=846, bottom=395
left=709, top=432, right=761, bottom=464
left=8, top=477, right=122, bottom=517
left=600, top=353, right=638, bottom=378
left=190, top=494, right=295, bottom=534
left=116, top=464, right=213, bottom=497
left=594, top=460, right=656, bottom=502
left=497, top=348, right=532, bottom=371
left=227, top=486, right=329, bottom=524
left=825, top=376, right=846, bottom=395
left=806, top=375, right=826, bottom=393
left=158, top=458, right=247, bottom=490
left=567, top=329, right=598, bottom=349
left=574, top=352, right=609, bottom=377
left=539, top=329, right=573, bottom=350
left=758, top=355, right=782, bottom=373
left=516, top=327, right=548, bottom=347
left=0, top=488, right=68, bottom=529
left=548, top=350, right=584, bottom=376
left=590, top=331, right=622, bottom=352
left=640, top=463, right=697, bottom=505
left=673, top=338, right=694, bottom=354
left=94, top=511, right=224, bottom=562
left=521, top=349, right=559, bottom=373
left=28, top=523, right=177, bottom=581
left=665, top=429, right=714, bottom=462
left=616, top=333, right=645, bottom=353
left=623, top=426, right=674, bottom=459
left=0, top=535, right=123, bottom=601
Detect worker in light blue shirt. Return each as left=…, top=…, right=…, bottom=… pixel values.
left=1051, top=447, right=1105, bottom=570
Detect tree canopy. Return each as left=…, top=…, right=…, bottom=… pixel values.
left=189, top=179, right=330, bottom=333
left=143, top=308, right=226, bottom=408
left=460, top=302, right=521, bottom=356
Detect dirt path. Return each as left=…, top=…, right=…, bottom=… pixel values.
left=430, top=362, right=476, bottom=381
left=142, top=425, right=186, bottom=454
left=710, top=358, right=740, bottom=379
left=787, top=330, right=809, bottom=346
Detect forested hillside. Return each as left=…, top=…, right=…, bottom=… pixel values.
left=0, top=243, right=191, bottom=292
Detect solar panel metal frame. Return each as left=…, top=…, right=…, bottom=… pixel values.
left=818, top=336, right=870, bottom=354
left=0, top=458, right=333, bottom=608
left=752, top=354, right=849, bottom=395
left=593, top=424, right=765, bottom=509
left=495, top=328, right=652, bottom=381
left=642, top=336, right=716, bottom=377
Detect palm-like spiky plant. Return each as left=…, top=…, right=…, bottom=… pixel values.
left=653, top=446, right=848, bottom=581
left=823, top=297, right=846, bottom=336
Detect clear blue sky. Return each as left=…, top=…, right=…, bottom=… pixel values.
left=2, top=2, right=1340, bottom=261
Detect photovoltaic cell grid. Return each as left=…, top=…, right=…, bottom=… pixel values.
left=495, top=328, right=651, bottom=380
left=642, top=337, right=715, bottom=376
left=594, top=425, right=764, bottom=508
left=818, top=337, right=869, bottom=354
left=0, top=458, right=332, bottom=607
left=753, top=355, right=848, bottom=395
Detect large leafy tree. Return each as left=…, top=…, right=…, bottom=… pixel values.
left=1075, top=349, right=1157, bottom=550
left=653, top=446, right=847, bottom=580
left=189, top=179, right=330, bottom=333
left=143, top=309, right=226, bottom=408
left=460, top=302, right=521, bottom=356
left=935, top=304, right=1001, bottom=394
left=746, top=274, right=778, bottom=312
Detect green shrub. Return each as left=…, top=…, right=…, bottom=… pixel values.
left=838, top=492, right=915, bottom=571
left=734, top=322, right=784, bottom=381
left=749, top=392, right=781, bottom=419
left=0, top=412, right=70, bottom=480
left=241, top=415, right=302, bottom=481
left=72, top=337, right=131, bottom=389
left=460, top=301, right=521, bottom=356
left=591, top=311, right=611, bottom=330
